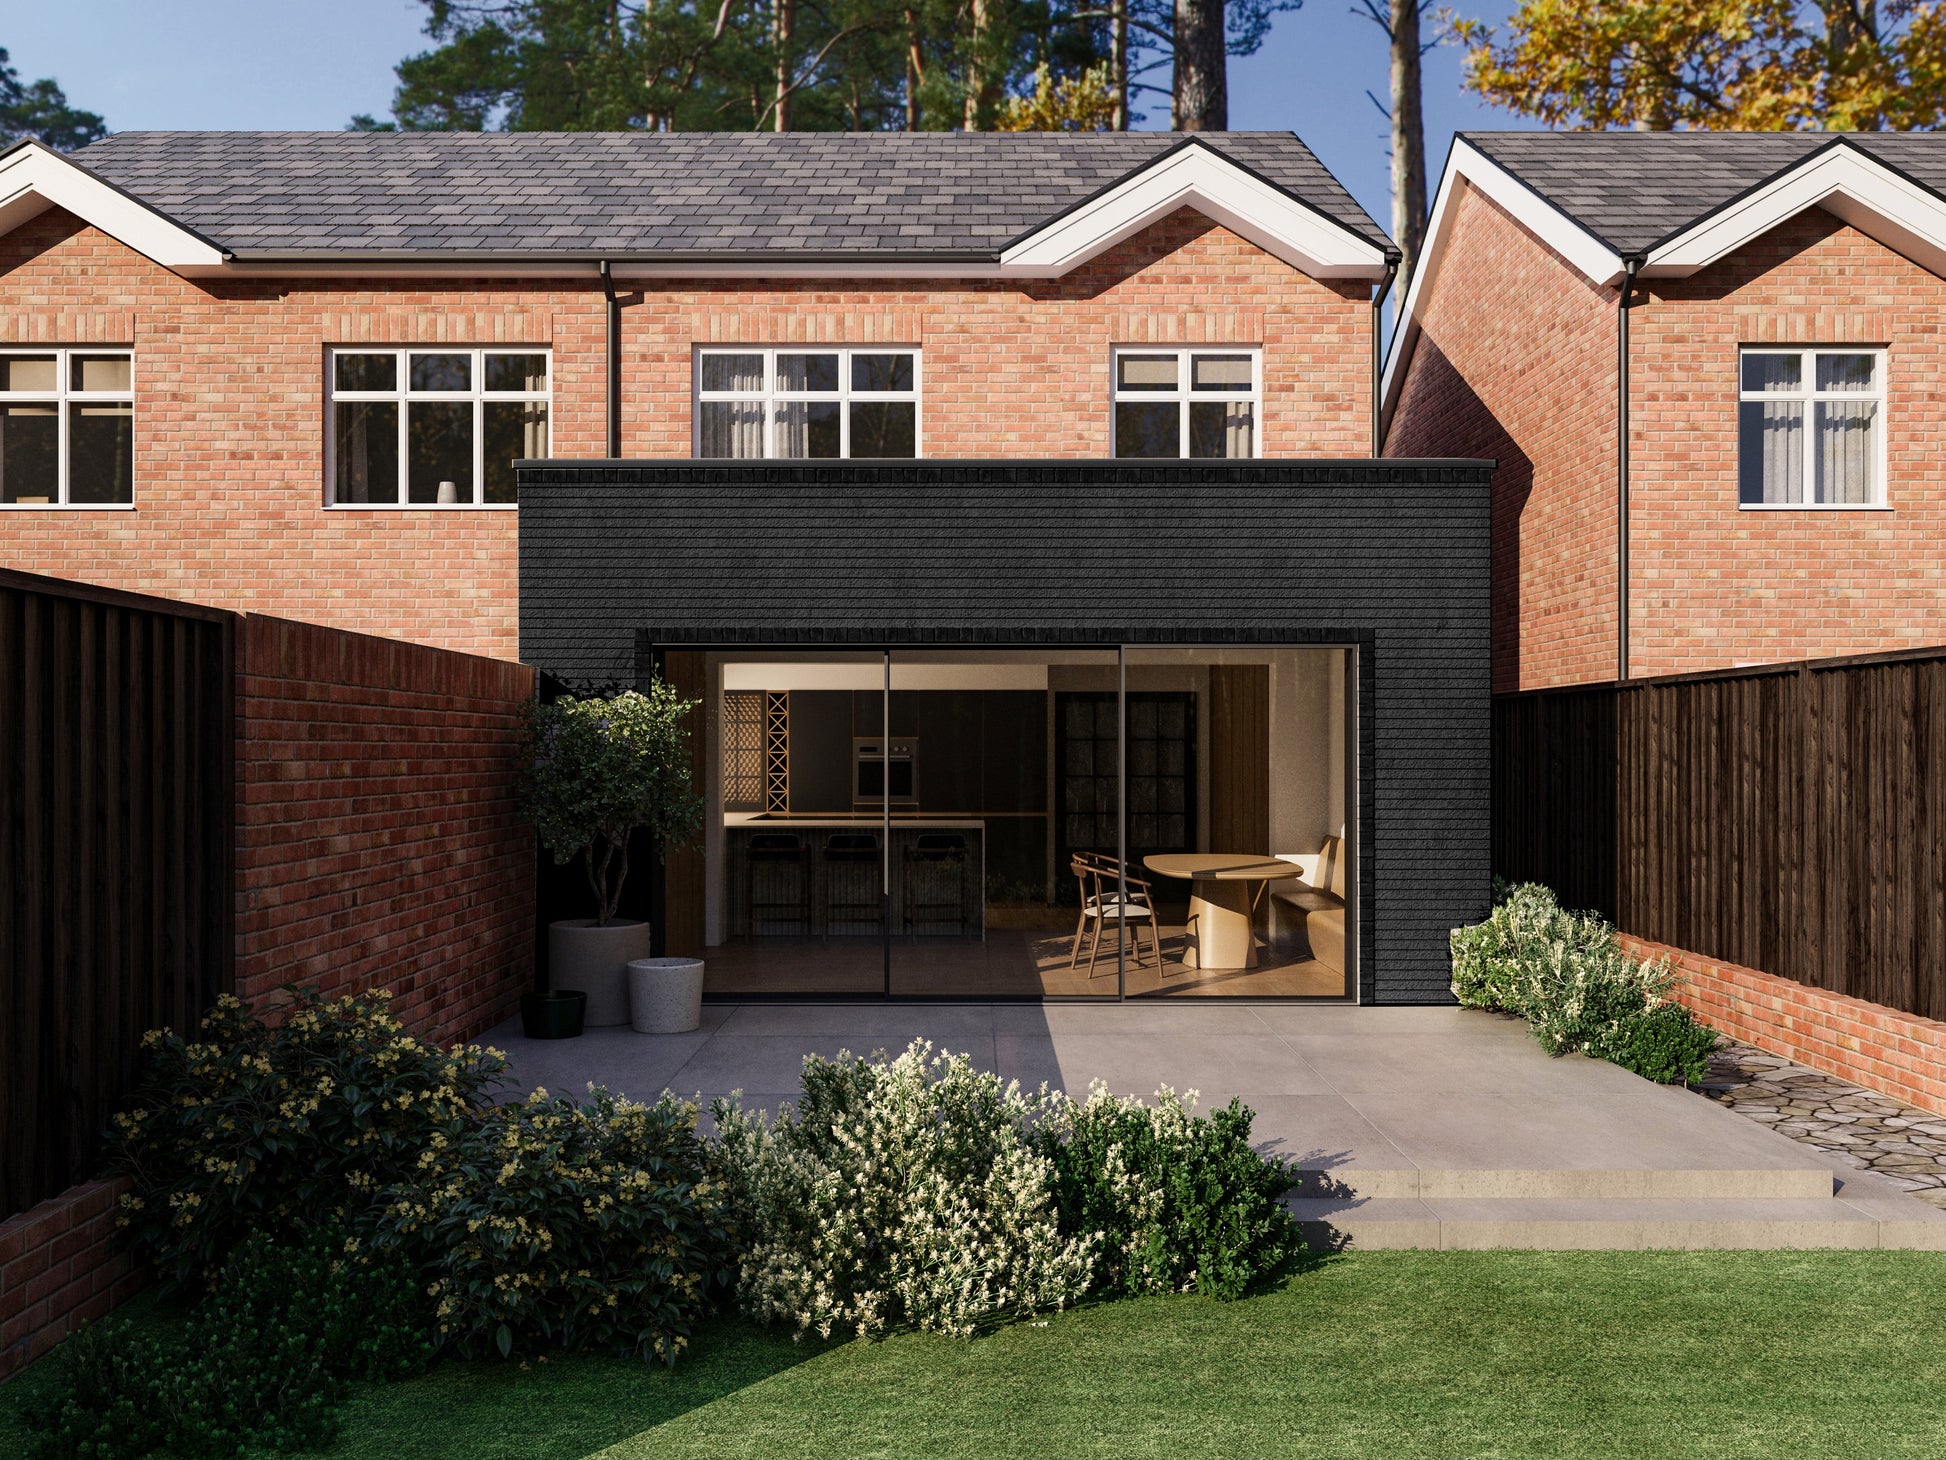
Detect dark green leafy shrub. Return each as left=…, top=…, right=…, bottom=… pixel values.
left=1596, top=999, right=1719, bottom=1086
left=1044, top=1084, right=1301, bottom=1301
left=370, top=1086, right=735, bottom=1363
left=107, top=987, right=507, bottom=1286
left=27, top=1225, right=431, bottom=1460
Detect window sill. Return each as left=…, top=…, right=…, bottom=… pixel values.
left=323, top=503, right=520, bottom=511
left=1737, top=502, right=1893, bottom=512
left=0, top=502, right=137, bottom=511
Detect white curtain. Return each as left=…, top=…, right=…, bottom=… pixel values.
left=1815, top=401, right=1876, bottom=504
left=1225, top=402, right=1254, bottom=458
left=1739, top=401, right=1803, bottom=504
left=774, top=401, right=809, bottom=458
left=700, top=401, right=764, bottom=457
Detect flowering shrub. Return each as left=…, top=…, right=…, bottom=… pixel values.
left=1041, top=1084, right=1300, bottom=1301
left=26, top=1224, right=428, bottom=1460
left=1451, top=882, right=1717, bottom=1084
left=709, top=1043, right=1095, bottom=1340
left=107, top=987, right=507, bottom=1286
left=369, top=1086, right=735, bottom=1364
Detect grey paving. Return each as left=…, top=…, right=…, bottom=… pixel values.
left=63, top=130, right=1389, bottom=257
left=481, top=1002, right=1946, bottom=1249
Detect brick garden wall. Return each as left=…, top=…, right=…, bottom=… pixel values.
left=0, top=205, right=1370, bottom=661
left=1628, top=935, right=1946, bottom=1119
left=0, top=1178, right=142, bottom=1381
left=234, top=613, right=536, bottom=1040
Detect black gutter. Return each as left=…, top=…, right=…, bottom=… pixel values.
left=1371, top=254, right=1399, bottom=456
left=1617, top=254, right=1641, bottom=683
left=600, top=259, right=621, bottom=458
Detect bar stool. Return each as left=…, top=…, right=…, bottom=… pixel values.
left=903, top=832, right=969, bottom=937
left=745, top=832, right=809, bottom=935
left=823, top=831, right=882, bottom=936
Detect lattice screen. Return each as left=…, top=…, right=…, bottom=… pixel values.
left=765, top=691, right=790, bottom=812
left=722, top=690, right=764, bottom=809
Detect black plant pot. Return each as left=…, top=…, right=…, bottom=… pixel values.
left=521, top=989, right=586, bottom=1040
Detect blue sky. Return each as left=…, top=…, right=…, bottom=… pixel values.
left=7, top=0, right=1537, bottom=236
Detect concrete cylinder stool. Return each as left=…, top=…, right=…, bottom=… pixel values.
left=628, top=957, right=706, bottom=1034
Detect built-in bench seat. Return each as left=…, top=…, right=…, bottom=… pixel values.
left=1271, top=835, right=1346, bottom=975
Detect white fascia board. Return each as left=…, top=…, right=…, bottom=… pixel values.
left=1000, top=141, right=1389, bottom=280
left=0, top=141, right=227, bottom=270
left=1645, top=143, right=1946, bottom=280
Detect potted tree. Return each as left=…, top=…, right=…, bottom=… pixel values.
left=520, top=682, right=703, bottom=1033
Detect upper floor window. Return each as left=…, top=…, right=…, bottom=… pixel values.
left=328, top=348, right=549, bottom=507
left=695, top=348, right=918, bottom=459
left=1738, top=349, right=1884, bottom=507
left=0, top=349, right=133, bottom=507
left=1113, top=348, right=1259, bottom=459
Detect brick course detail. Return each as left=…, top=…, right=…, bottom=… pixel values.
left=1629, top=934, right=1946, bottom=1119
left=0, top=1178, right=143, bottom=1381
left=0, top=205, right=1371, bottom=661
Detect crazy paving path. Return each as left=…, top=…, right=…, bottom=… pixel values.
left=1699, top=1042, right=1946, bottom=1210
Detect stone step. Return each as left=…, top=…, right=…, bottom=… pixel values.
left=1288, top=1164, right=1835, bottom=1202
left=1288, top=1193, right=1946, bottom=1252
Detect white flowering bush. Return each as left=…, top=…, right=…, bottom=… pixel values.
left=1451, top=882, right=1716, bottom=1083
left=708, top=1042, right=1095, bottom=1340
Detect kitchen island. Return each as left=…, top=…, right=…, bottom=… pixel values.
left=723, top=815, right=985, bottom=939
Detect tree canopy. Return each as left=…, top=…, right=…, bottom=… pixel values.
left=1459, top=0, right=1946, bottom=130
left=0, top=46, right=107, bottom=150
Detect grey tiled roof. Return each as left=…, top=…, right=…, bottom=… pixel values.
left=67, top=130, right=1389, bottom=257
left=1464, top=131, right=1946, bottom=255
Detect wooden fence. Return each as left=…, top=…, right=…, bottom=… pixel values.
left=0, top=572, right=234, bottom=1218
left=1494, top=647, right=1946, bottom=1023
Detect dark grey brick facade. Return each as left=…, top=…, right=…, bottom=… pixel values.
left=516, top=460, right=1492, bottom=1003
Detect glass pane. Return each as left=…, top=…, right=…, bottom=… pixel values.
left=851, top=353, right=914, bottom=392
left=408, top=352, right=472, bottom=392
left=1816, top=353, right=1876, bottom=392
left=1115, top=401, right=1179, bottom=458
left=69, top=404, right=133, bottom=504
left=333, top=401, right=399, bottom=503
left=0, top=404, right=59, bottom=503
left=775, top=400, right=840, bottom=459
left=1738, top=400, right=1803, bottom=505
left=1189, top=400, right=1253, bottom=458
left=776, top=353, right=839, bottom=393
left=408, top=400, right=474, bottom=503
left=334, top=353, right=396, bottom=392
left=1, top=355, right=58, bottom=393
left=1191, top=354, right=1253, bottom=391
left=484, top=353, right=548, bottom=392
left=483, top=400, right=547, bottom=504
left=1815, top=400, right=1876, bottom=504
left=699, top=353, right=764, bottom=393
left=1117, top=353, right=1177, bottom=391
left=70, top=355, right=132, bottom=393
left=700, top=400, right=765, bottom=457
left=848, top=401, right=915, bottom=458
left=1740, top=353, right=1801, bottom=393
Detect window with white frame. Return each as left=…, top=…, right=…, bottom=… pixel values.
left=0, top=349, right=133, bottom=506
left=1738, top=348, right=1884, bottom=506
left=1112, top=347, right=1259, bottom=459
left=694, top=348, right=918, bottom=458
left=328, top=348, right=549, bottom=506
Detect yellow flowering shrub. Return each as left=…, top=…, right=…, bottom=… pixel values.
left=107, top=987, right=507, bottom=1286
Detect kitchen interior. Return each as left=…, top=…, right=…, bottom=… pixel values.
left=665, top=646, right=1353, bottom=999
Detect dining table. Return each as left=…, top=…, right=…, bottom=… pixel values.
left=1141, top=853, right=1294, bottom=970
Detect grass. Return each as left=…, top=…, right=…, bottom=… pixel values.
left=10, top=1249, right=1946, bottom=1459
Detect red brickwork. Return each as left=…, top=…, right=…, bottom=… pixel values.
left=0, top=205, right=1370, bottom=661
left=1627, top=935, right=1946, bottom=1118
left=0, top=1178, right=143, bottom=1381
left=234, top=614, right=536, bottom=1041
left=1389, top=189, right=1946, bottom=689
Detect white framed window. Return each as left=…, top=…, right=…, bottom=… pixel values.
left=0, top=348, right=134, bottom=508
left=327, top=347, right=549, bottom=507
left=1112, top=347, right=1260, bottom=459
left=1738, top=348, right=1886, bottom=508
left=694, top=347, right=919, bottom=459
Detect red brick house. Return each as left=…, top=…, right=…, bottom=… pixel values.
left=0, top=130, right=1397, bottom=660
left=1383, top=132, right=1946, bottom=692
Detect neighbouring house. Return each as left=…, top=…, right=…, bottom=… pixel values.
left=1383, top=131, right=1946, bottom=692
left=0, top=129, right=1492, bottom=1012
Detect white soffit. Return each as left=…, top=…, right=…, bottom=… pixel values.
left=1644, top=142, right=1946, bottom=279
left=0, top=141, right=227, bottom=270
left=1000, top=140, right=1388, bottom=280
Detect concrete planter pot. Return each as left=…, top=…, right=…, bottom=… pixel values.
left=519, top=989, right=586, bottom=1040
left=548, top=919, right=650, bottom=1027
left=628, top=957, right=706, bottom=1034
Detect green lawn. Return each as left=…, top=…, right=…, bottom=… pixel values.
left=7, top=1251, right=1945, bottom=1459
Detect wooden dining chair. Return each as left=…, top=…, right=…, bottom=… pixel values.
left=1067, top=853, right=1164, bottom=974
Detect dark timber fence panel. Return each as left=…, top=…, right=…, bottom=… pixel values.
left=1493, top=648, right=1946, bottom=1023
left=0, top=571, right=234, bottom=1219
